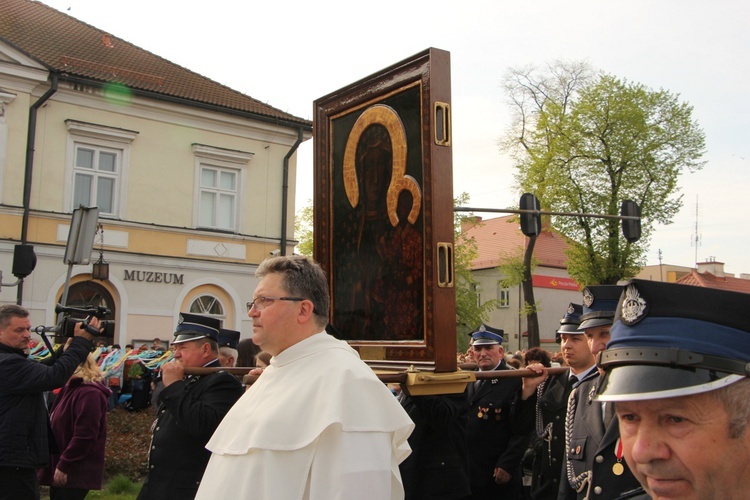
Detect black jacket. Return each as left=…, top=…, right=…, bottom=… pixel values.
left=466, top=361, right=529, bottom=499
left=137, top=359, right=243, bottom=500
left=527, top=369, right=575, bottom=500
left=0, top=337, right=92, bottom=469
left=399, top=392, right=470, bottom=499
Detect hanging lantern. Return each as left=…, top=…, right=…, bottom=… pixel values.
left=91, top=224, right=109, bottom=281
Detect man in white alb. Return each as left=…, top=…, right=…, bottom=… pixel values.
left=196, top=255, right=414, bottom=500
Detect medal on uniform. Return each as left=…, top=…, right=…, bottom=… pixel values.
left=478, top=406, right=487, bottom=419
left=612, top=438, right=624, bottom=476
left=494, top=408, right=502, bottom=421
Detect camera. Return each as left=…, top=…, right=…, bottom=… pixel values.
left=54, top=304, right=115, bottom=340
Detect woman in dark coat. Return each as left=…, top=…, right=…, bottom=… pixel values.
left=39, top=353, right=111, bottom=500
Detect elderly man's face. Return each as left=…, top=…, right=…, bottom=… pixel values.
left=616, top=391, right=750, bottom=500
left=472, top=344, right=504, bottom=371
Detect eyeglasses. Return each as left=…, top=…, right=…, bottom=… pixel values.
left=246, top=296, right=306, bottom=313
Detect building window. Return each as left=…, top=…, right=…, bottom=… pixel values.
left=73, top=144, right=120, bottom=215
left=199, top=166, right=237, bottom=230
left=189, top=295, right=225, bottom=319
left=497, top=287, right=510, bottom=308
left=65, top=120, right=138, bottom=218
left=192, top=144, right=253, bottom=232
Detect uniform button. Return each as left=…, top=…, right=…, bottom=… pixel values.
left=152, top=446, right=156, bottom=450
left=595, top=455, right=604, bottom=463
left=150, top=465, right=155, bottom=469
left=594, top=486, right=602, bottom=495
left=552, top=458, right=557, bottom=463
left=555, top=415, right=560, bottom=420
left=553, top=478, right=558, bottom=483
left=553, top=436, right=558, bottom=441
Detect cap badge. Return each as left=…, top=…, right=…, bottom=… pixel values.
left=567, top=304, right=575, bottom=314
left=621, top=284, right=647, bottom=325
left=583, top=288, right=594, bottom=307
left=178, top=314, right=184, bottom=325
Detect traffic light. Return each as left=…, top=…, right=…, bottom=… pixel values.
left=519, top=193, right=541, bottom=237
left=621, top=200, right=641, bottom=243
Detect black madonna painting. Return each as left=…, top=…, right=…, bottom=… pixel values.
left=331, top=87, right=424, bottom=341
left=314, top=48, right=456, bottom=372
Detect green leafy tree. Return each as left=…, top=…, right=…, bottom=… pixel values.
left=454, top=193, right=497, bottom=352
left=294, top=200, right=314, bottom=257
left=502, top=61, right=706, bottom=285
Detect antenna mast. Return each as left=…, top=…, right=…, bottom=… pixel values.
left=691, top=195, right=701, bottom=267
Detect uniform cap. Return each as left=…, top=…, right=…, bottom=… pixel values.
left=218, top=329, right=240, bottom=349
left=578, top=285, right=622, bottom=330
left=172, top=312, right=221, bottom=345
left=555, top=303, right=584, bottom=343
left=597, top=279, right=750, bottom=402
left=470, top=324, right=504, bottom=345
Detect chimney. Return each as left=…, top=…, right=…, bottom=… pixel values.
left=696, top=257, right=725, bottom=277
left=461, top=215, right=482, bottom=233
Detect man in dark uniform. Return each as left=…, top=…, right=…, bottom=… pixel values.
left=137, top=313, right=243, bottom=500
left=598, top=280, right=750, bottom=500
left=217, top=328, right=240, bottom=368
left=559, top=286, right=640, bottom=500
left=519, top=303, right=596, bottom=499
left=465, top=324, right=528, bottom=499
left=398, top=391, right=470, bottom=499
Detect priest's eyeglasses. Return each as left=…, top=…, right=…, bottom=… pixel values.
left=246, top=296, right=305, bottom=312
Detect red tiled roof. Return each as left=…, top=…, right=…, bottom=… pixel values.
left=0, top=0, right=311, bottom=128
left=463, top=215, right=570, bottom=270
left=675, top=270, right=750, bottom=294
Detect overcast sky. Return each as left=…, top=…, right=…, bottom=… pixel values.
left=40, top=0, right=750, bottom=275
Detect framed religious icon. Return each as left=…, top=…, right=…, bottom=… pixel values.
left=313, top=48, right=456, bottom=372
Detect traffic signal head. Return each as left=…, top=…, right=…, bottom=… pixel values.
left=621, top=200, right=641, bottom=243
left=519, top=193, right=541, bottom=237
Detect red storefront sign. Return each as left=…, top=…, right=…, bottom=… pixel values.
left=532, top=275, right=580, bottom=291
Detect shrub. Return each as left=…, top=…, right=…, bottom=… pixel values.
left=104, top=407, right=153, bottom=481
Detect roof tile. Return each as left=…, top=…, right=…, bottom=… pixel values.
left=463, top=215, right=570, bottom=270
left=0, top=0, right=310, bottom=127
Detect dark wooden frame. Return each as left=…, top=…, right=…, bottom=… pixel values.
left=313, top=48, right=456, bottom=372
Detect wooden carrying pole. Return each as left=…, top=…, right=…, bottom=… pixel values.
left=183, top=365, right=569, bottom=387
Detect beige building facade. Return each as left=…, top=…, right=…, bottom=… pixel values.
left=0, top=0, right=311, bottom=346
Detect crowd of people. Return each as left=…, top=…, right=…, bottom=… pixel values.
left=1, top=254, right=749, bottom=499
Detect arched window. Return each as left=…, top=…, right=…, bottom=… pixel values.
left=189, top=295, right=224, bottom=320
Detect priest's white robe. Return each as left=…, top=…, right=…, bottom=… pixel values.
left=195, top=332, right=414, bottom=499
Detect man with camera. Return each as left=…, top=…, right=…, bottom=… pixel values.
left=0, top=304, right=98, bottom=500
